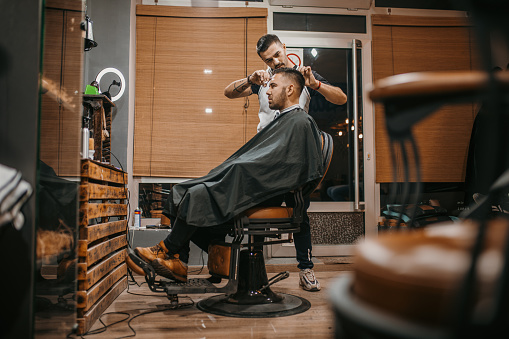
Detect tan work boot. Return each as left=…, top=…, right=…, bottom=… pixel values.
left=135, top=241, right=169, bottom=263
left=151, top=254, right=188, bottom=282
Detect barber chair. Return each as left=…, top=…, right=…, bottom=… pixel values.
left=127, top=131, right=333, bottom=317
left=330, top=1, right=509, bottom=337
left=331, top=170, right=509, bottom=339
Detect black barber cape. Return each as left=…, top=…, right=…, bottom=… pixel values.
left=163, top=107, right=324, bottom=227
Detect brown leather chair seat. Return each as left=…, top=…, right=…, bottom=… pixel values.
left=244, top=206, right=293, bottom=219
left=353, top=218, right=509, bottom=326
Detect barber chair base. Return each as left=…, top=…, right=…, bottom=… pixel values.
left=197, top=293, right=310, bottom=318
left=329, top=273, right=447, bottom=339
left=197, top=249, right=311, bottom=318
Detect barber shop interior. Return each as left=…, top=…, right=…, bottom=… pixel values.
left=3, top=0, right=509, bottom=338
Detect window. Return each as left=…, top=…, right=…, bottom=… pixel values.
left=134, top=6, right=267, bottom=177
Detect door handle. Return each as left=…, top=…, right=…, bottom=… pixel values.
left=352, top=39, right=361, bottom=211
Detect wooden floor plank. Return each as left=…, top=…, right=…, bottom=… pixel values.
left=83, top=269, right=350, bottom=338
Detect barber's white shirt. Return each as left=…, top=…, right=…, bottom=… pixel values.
left=274, top=104, right=301, bottom=120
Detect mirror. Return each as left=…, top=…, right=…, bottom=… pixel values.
left=35, top=0, right=84, bottom=335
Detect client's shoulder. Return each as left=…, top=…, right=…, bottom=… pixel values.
left=285, top=109, right=319, bottom=135
left=292, top=107, right=318, bottom=125
left=287, top=106, right=308, bottom=119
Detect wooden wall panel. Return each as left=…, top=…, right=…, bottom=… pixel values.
left=134, top=16, right=156, bottom=176
left=134, top=7, right=266, bottom=178
left=372, top=15, right=476, bottom=183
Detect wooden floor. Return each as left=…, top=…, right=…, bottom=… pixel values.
left=85, top=260, right=352, bottom=338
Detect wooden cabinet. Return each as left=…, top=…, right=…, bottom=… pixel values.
left=77, top=159, right=128, bottom=334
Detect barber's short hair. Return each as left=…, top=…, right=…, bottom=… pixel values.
left=256, top=34, right=283, bottom=55
left=273, top=67, right=305, bottom=96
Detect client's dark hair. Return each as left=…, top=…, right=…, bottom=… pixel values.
left=256, top=34, right=283, bottom=55
left=273, top=67, right=305, bottom=96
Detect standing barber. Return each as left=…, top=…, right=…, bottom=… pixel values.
left=224, top=34, right=347, bottom=292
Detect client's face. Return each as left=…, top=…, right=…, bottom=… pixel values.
left=266, top=73, right=287, bottom=111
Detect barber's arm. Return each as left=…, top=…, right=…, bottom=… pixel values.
left=299, top=66, right=347, bottom=105
left=224, top=70, right=271, bottom=99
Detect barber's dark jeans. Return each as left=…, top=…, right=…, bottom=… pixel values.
left=293, top=197, right=314, bottom=270
left=162, top=195, right=314, bottom=268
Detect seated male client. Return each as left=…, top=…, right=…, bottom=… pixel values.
left=134, top=68, right=324, bottom=282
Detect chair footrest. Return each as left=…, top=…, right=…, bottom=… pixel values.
left=163, top=278, right=218, bottom=294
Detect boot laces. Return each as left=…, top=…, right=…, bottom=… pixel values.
left=150, top=244, right=165, bottom=256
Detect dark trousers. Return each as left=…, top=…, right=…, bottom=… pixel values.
left=163, top=217, right=227, bottom=263
left=293, top=197, right=313, bottom=269
left=163, top=195, right=313, bottom=268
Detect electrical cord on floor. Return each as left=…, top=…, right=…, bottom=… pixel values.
left=127, top=268, right=142, bottom=287
left=188, top=249, right=205, bottom=274
left=116, top=297, right=195, bottom=339
left=126, top=275, right=167, bottom=298
left=65, top=311, right=131, bottom=338
left=125, top=267, right=167, bottom=298
left=84, top=312, right=131, bottom=337
left=126, top=266, right=143, bottom=287
left=66, top=295, right=195, bottom=338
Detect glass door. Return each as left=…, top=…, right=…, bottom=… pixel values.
left=271, top=37, right=375, bottom=258
left=301, top=44, right=363, bottom=206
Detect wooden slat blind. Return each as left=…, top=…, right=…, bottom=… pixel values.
left=134, top=16, right=157, bottom=176
left=40, top=8, right=83, bottom=176
left=59, top=9, right=83, bottom=176
left=40, top=9, right=63, bottom=173
left=372, top=15, right=479, bottom=183
left=246, top=17, right=268, bottom=131
left=134, top=6, right=266, bottom=177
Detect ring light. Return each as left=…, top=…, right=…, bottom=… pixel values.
left=95, top=67, right=125, bottom=102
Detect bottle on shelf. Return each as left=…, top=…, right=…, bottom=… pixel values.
left=134, top=207, right=141, bottom=228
